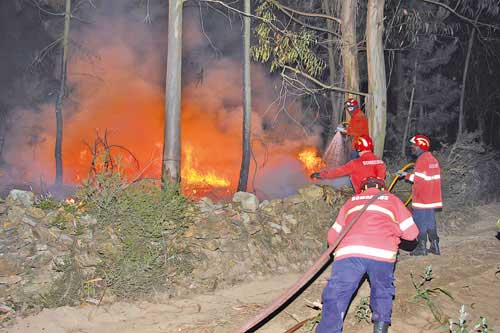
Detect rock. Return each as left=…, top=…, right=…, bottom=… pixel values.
left=0, top=257, right=22, bottom=276
left=22, top=215, right=38, bottom=227
left=298, top=185, right=324, bottom=201
left=233, top=192, right=259, bottom=212
left=79, top=214, right=97, bottom=226
left=0, top=204, right=7, bottom=215
left=202, top=240, right=220, bottom=251
left=0, top=276, right=22, bottom=285
left=26, top=207, right=46, bottom=220
left=7, top=190, right=35, bottom=207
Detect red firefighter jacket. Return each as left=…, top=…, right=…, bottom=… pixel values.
left=346, top=108, right=369, bottom=149
left=319, top=151, right=386, bottom=194
left=405, top=151, right=443, bottom=209
left=327, top=188, right=419, bottom=263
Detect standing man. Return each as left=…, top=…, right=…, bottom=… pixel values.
left=316, top=178, right=419, bottom=333
left=337, top=98, right=369, bottom=160
left=397, top=134, right=443, bottom=256
left=310, top=135, right=386, bottom=194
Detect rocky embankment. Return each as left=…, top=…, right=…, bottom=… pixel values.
left=0, top=186, right=350, bottom=323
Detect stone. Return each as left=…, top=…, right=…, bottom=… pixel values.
left=0, top=276, right=22, bottom=285
left=233, top=192, right=259, bottom=212
left=0, top=257, right=22, bottom=276
left=26, top=207, right=46, bottom=220
left=298, top=184, right=324, bottom=201
left=7, top=190, right=35, bottom=207
left=202, top=240, right=220, bottom=251
left=79, top=214, right=97, bottom=226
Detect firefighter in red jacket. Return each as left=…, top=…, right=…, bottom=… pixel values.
left=337, top=98, right=369, bottom=160
left=397, top=134, right=443, bottom=256
left=316, top=178, right=419, bottom=333
left=310, top=135, right=386, bottom=194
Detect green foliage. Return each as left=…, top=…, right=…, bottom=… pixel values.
left=354, top=296, right=372, bottom=323
left=78, top=174, right=193, bottom=298
left=252, top=1, right=325, bottom=77
left=496, top=217, right=500, bottom=229
left=411, top=265, right=453, bottom=324
left=34, top=193, right=59, bottom=210
left=449, top=305, right=493, bottom=333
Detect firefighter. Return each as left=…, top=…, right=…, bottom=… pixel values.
left=310, top=135, right=386, bottom=194
left=397, top=134, right=443, bottom=256
left=316, top=178, right=419, bottom=333
left=336, top=98, right=369, bottom=160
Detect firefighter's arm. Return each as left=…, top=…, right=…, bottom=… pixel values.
left=320, top=160, right=355, bottom=179
left=394, top=200, right=419, bottom=240
left=327, top=207, right=347, bottom=246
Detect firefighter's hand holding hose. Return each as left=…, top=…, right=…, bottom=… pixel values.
left=310, top=172, right=322, bottom=180
left=396, top=170, right=408, bottom=179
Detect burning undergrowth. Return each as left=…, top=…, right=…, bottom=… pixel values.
left=0, top=4, right=323, bottom=201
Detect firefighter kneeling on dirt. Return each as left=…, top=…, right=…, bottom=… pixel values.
left=397, top=134, right=443, bottom=256
left=316, top=178, right=419, bottom=333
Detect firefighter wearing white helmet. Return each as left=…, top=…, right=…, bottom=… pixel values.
left=397, top=134, right=443, bottom=256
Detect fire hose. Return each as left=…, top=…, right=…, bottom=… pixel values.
left=387, top=162, right=415, bottom=206
left=237, top=191, right=386, bottom=333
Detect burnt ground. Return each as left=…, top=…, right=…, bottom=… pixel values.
left=2, top=203, right=499, bottom=333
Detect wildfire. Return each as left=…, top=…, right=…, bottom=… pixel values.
left=298, top=147, right=325, bottom=174
left=182, top=144, right=230, bottom=188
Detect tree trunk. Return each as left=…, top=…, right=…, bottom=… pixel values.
left=366, top=0, right=387, bottom=157
left=162, top=0, right=183, bottom=188
left=54, top=0, right=71, bottom=186
left=237, top=0, right=252, bottom=192
left=457, top=28, right=475, bottom=140
left=322, top=0, right=343, bottom=130
left=340, top=0, right=359, bottom=107
left=401, top=60, right=417, bottom=157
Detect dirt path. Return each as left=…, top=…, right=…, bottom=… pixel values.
left=3, top=204, right=500, bottom=333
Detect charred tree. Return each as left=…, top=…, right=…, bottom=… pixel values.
left=237, top=0, right=252, bottom=192
left=54, top=0, right=72, bottom=186
left=366, top=0, right=387, bottom=157
left=162, top=0, right=183, bottom=188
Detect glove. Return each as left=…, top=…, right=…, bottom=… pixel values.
left=310, top=172, right=322, bottom=180
left=335, top=125, right=346, bottom=134
left=396, top=171, right=408, bottom=178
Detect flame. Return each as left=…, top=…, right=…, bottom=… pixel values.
left=298, top=147, right=325, bottom=174
left=182, top=144, right=230, bottom=188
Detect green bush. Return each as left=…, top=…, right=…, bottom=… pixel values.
left=78, top=174, right=194, bottom=298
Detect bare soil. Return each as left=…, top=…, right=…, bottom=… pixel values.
left=2, top=203, right=499, bottom=333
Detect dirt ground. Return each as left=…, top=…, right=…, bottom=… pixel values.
left=2, top=203, right=499, bottom=333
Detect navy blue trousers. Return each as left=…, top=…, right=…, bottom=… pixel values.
left=412, top=209, right=438, bottom=241
left=316, top=257, right=395, bottom=333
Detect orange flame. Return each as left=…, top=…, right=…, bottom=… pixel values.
left=182, top=144, right=230, bottom=188
left=298, top=147, right=325, bottom=174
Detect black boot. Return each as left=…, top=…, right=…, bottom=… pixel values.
left=429, top=239, right=440, bottom=255
left=410, top=240, right=428, bottom=256
left=373, top=321, right=389, bottom=333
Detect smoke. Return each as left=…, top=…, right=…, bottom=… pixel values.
left=1, top=1, right=322, bottom=199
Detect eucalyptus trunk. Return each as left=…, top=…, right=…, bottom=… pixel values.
left=54, top=0, right=71, bottom=186
left=237, top=0, right=252, bottom=192
left=162, top=0, right=183, bottom=188
left=322, top=0, right=343, bottom=130
left=366, top=0, right=387, bottom=157
left=340, top=0, right=359, bottom=108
